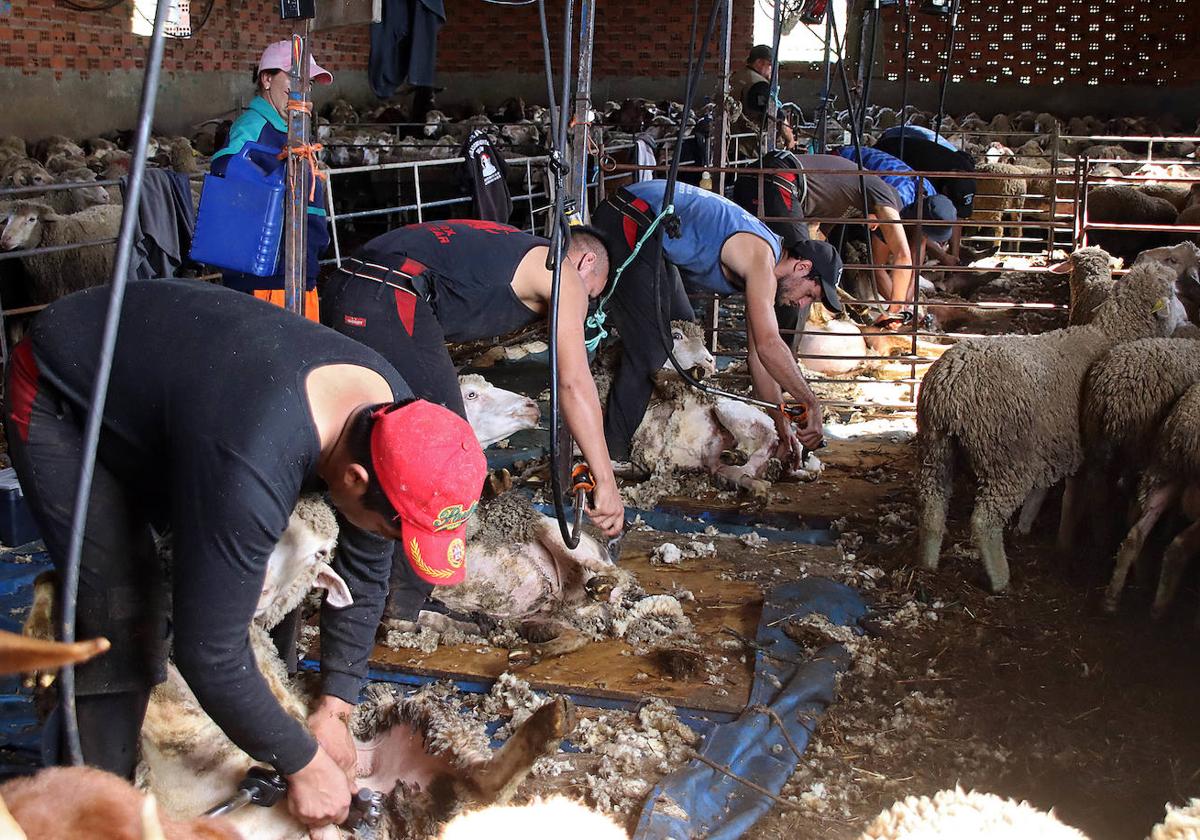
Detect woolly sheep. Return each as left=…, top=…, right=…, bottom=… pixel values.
left=459, top=373, right=540, bottom=447
left=859, top=786, right=1089, bottom=839
left=1149, top=799, right=1200, bottom=840
left=1064, top=246, right=1118, bottom=326
left=1071, top=337, right=1200, bottom=609
left=917, top=245, right=1195, bottom=592
left=1085, top=186, right=1178, bottom=259
left=439, top=796, right=627, bottom=840
left=0, top=157, right=54, bottom=189
left=1115, top=382, right=1200, bottom=621
left=0, top=201, right=122, bottom=304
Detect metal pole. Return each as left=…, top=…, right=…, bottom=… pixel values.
left=764, top=0, right=784, bottom=153
left=569, top=0, right=596, bottom=220
left=713, top=0, right=732, bottom=192
left=815, top=10, right=834, bottom=153
left=932, top=0, right=960, bottom=143
left=59, top=0, right=172, bottom=767
left=283, top=24, right=313, bottom=317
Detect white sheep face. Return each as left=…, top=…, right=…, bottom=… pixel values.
left=666, top=325, right=717, bottom=379
left=0, top=207, right=44, bottom=250
left=256, top=510, right=346, bottom=619
left=460, top=375, right=541, bottom=448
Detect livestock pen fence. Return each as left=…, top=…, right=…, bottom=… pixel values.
left=617, top=128, right=1200, bottom=414
left=1, top=130, right=1197, bottom=415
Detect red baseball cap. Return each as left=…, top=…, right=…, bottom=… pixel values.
left=370, top=401, right=487, bottom=586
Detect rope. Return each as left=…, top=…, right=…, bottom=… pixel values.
left=583, top=203, right=675, bottom=351
left=277, top=104, right=326, bottom=203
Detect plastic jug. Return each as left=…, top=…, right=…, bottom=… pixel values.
left=190, top=142, right=286, bottom=277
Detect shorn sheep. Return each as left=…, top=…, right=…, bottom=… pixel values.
left=917, top=243, right=1198, bottom=592
left=0, top=200, right=122, bottom=304
left=858, top=787, right=1089, bottom=839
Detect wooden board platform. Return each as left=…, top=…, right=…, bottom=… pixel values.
left=358, top=552, right=763, bottom=714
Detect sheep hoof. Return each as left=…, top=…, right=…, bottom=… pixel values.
left=719, top=448, right=749, bottom=467
left=508, top=647, right=537, bottom=668
left=585, top=574, right=618, bottom=601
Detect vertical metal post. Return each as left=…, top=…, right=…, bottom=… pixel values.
left=283, top=24, right=313, bottom=317
left=765, top=0, right=783, bottom=153
left=815, top=10, right=834, bottom=153
left=1047, top=123, right=1059, bottom=260
left=413, top=162, right=425, bottom=223
left=569, top=0, right=596, bottom=220
left=326, top=169, right=342, bottom=269
left=713, top=0, right=732, bottom=193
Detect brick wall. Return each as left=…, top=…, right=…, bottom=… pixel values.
left=2, top=0, right=368, bottom=83
left=878, top=0, right=1200, bottom=87
left=437, top=0, right=755, bottom=79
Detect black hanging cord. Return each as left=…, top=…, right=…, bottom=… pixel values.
left=541, top=0, right=584, bottom=548
left=856, top=1, right=881, bottom=141
left=59, top=0, right=171, bottom=766
left=759, top=0, right=784, bottom=150
left=932, top=0, right=961, bottom=143
left=898, top=0, right=911, bottom=158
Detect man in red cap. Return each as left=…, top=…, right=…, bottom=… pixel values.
left=4, top=279, right=485, bottom=830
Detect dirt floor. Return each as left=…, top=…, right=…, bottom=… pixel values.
left=490, top=434, right=1200, bottom=839
left=711, top=436, right=1200, bottom=840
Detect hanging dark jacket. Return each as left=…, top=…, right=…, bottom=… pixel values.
left=369, top=0, right=446, bottom=99
left=459, top=129, right=512, bottom=223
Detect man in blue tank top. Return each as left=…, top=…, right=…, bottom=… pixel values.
left=590, top=180, right=844, bottom=463
left=320, top=220, right=624, bottom=626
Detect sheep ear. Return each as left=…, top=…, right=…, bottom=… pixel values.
left=314, top=561, right=353, bottom=609
left=1047, top=261, right=1072, bottom=274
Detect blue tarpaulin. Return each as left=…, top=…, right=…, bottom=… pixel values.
left=633, top=577, right=868, bottom=840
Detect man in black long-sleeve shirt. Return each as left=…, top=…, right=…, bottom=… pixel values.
left=4, top=279, right=485, bottom=830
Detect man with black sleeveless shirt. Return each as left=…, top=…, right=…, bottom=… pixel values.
left=321, top=220, right=624, bottom=624
left=5, top=279, right=486, bottom=832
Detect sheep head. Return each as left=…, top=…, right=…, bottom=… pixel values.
left=459, top=373, right=540, bottom=448
left=1135, top=242, right=1200, bottom=319
left=0, top=202, right=55, bottom=251
left=256, top=494, right=347, bottom=629
left=666, top=320, right=717, bottom=379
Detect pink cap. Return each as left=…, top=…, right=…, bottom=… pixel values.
left=258, top=39, right=334, bottom=85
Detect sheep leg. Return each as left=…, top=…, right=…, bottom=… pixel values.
left=917, top=432, right=954, bottom=572
left=714, top=465, right=770, bottom=500
left=1104, top=483, right=1177, bottom=613
left=1016, top=485, right=1050, bottom=536
left=508, top=626, right=590, bottom=668
left=1151, top=519, right=1200, bottom=621
left=460, top=696, right=575, bottom=806
left=1056, top=473, right=1085, bottom=554
left=971, top=507, right=1011, bottom=593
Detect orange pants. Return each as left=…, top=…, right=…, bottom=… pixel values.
left=253, top=288, right=321, bottom=323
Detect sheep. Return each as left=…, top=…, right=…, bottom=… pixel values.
left=859, top=786, right=1089, bottom=839
left=32, top=135, right=86, bottom=164
left=0, top=157, right=54, bottom=189
left=1149, top=799, right=1200, bottom=840
left=917, top=244, right=1195, bottom=592
left=1084, top=185, right=1179, bottom=259
left=438, top=796, right=627, bottom=840
left=43, top=166, right=112, bottom=214
left=971, top=161, right=1028, bottom=252
left=141, top=495, right=575, bottom=839
left=1111, top=382, right=1200, bottom=621
left=459, top=374, right=540, bottom=448
left=798, top=303, right=868, bottom=375
left=0, top=200, right=122, bottom=304
left=1063, top=245, right=1118, bottom=326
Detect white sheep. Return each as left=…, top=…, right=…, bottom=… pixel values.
left=459, top=373, right=541, bottom=447
left=0, top=200, right=122, bottom=304
left=917, top=244, right=1197, bottom=592
left=859, top=786, right=1089, bottom=839
left=438, top=796, right=627, bottom=840
left=798, top=303, right=868, bottom=375
left=1149, top=799, right=1200, bottom=840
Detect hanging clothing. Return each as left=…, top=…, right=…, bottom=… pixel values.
left=369, top=0, right=446, bottom=99
left=634, top=132, right=657, bottom=184
left=459, top=129, right=512, bottom=223
left=121, top=167, right=195, bottom=281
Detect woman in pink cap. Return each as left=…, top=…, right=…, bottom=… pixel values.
left=209, top=40, right=335, bottom=321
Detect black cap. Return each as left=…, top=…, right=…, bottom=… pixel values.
left=781, top=232, right=844, bottom=313
left=747, top=44, right=773, bottom=64
left=902, top=193, right=957, bottom=244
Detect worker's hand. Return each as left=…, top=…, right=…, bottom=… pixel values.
left=587, top=478, right=625, bottom=538
left=784, top=395, right=824, bottom=452
left=780, top=122, right=796, bottom=150
left=286, top=746, right=354, bottom=828
left=308, top=696, right=357, bottom=779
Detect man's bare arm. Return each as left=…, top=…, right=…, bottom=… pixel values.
left=876, top=205, right=914, bottom=312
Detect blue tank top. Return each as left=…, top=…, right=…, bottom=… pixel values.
left=836, top=146, right=938, bottom=211
left=625, top=180, right=782, bottom=296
